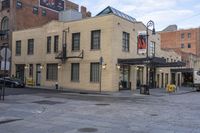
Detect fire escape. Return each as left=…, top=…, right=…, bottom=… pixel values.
left=55, top=29, right=84, bottom=63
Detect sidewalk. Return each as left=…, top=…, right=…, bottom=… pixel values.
left=26, top=86, right=197, bottom=98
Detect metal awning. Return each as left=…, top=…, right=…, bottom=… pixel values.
left=118, top=57, right=186, bottom=68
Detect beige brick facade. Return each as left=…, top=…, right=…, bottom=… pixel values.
left=12, top=14, right=182, bottom=92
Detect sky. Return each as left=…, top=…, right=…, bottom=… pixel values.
left=71, top=0, right=200, bottom=31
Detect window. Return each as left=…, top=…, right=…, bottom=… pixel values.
left=71, top=63, right=80, bottom=82
left=33, top=6, right=38, bottom=15
left=72, top=33, right=80, bottom=51
left=149, top=41, right=155, bottom=57
left=16, top=1, right=22, bottom=9
left=91, top=30, right=101, bottom=50
left=90, top=63, right=100, bottom=82
left=188, top=43, right=191, bottom=48
left=47, top=36, right=51, bottom=53
left=16, top=40, right=21, bottom=56
left=181, top=43, right=184, bottom=48
left=42, top=9, right=46, bottom=16
left=46, top=64, right=58, bottom=80
left=1, top=0, right=10, bottom=10
left=29, top=64, right=33, bottom=77
left=188, top=33, right=191, bottom=39
left=181, top=33, right=184, bottom=39
left=122, top=32, right=130, bottom=52
left=1, top=16, right=9, bottom=40
left=54, top=35, right=59, bottom=53
left=28, top=39, right=34, bottom=55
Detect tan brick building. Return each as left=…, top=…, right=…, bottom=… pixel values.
left=11, top=7, right=184, bottom=92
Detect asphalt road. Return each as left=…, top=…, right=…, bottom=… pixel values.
left=0, top=87, right=200, bottom=133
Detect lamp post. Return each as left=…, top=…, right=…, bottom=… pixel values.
left=146, top=20, right=156, bottom=95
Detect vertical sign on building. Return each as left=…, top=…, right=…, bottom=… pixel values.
left=137, top=31, right=147, bottom=54
left=39, top=0, right=65, bottom=12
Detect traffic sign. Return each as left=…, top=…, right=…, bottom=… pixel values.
left=1, top=47, right=11, bottom=59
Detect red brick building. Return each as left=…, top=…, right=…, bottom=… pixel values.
left=160, top=26, right=200, bottom=56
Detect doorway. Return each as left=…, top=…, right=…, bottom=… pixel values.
left=15, top=64, right=25, bottom=82
left=119, top=65, right=131, bottom=90
left=36, top=64, right=41, bottom=86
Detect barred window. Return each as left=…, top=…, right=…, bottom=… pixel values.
left=16, top=40, right=21, bottom=56
left=72, top=33, right=80, bottom=51
left=54, top=35, right=59, bottom=53
left=27, top=39, right=34, bottom=55
left=90, top=63, right=100, bottom=82
left=47, top=36, right=51, bottom=53
left=91, top=30, right=101, bottom=50
left=46, top=64, right=58, bottom=81
left=122, top=32, right=129, bottom=52
left=71, top=63, right=79, bottom=82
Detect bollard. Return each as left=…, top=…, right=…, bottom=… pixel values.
left=55, top=82, right=58, bottom=90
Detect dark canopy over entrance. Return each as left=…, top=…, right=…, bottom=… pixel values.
left=118, top=57, right=186, bottom=67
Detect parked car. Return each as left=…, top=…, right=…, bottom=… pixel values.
left=0, top=77, right=25, bottom=88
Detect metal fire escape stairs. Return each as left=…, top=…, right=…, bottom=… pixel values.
left=55, top=29, right=84, bottom=63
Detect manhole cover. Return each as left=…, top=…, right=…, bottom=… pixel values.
left=95, top=103, right=110, bottom=106
left=78, top=128, right=98, bottom=132
left=150, top=114, right=158, bottom=116
left=32, top=100, right=63, bottom=105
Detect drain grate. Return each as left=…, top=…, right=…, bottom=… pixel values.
left=95, top=103, right=110, bottom=106
left=32, top=100, right=63, bottom=105
left=78, top=128, right=98, bottom=132
left=0, top=118, right=22, bottom=125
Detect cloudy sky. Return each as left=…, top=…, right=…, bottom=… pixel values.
left=72, top=0, right=200, bottom=31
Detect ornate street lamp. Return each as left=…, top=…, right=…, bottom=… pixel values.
left=145, top=20, right=156, bottom=95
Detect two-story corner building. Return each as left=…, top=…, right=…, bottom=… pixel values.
left=11, top=6, right=185, bottom=92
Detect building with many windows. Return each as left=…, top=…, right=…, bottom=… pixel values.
left=11, top=7, right=184, bottom=92
left=0, top=0, right=90, bottom=76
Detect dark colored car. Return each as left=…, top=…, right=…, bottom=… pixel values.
left=0, top=77, right=25, bottom=88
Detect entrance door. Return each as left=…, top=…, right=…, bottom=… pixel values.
left=156, top=74, right=160, bottom=88
left=165, top=73, right=169, bottom=87
left=136, top=66, right=144, bottom=89
left=161, top=73, right=164, bottom=88
left=171, top=73, right=176, bottom=84
left=119, top=65, right=131, bottom=90
left=36, top=64, right=41, bottom=86
left=16, top=64, right=25, bottom=82
left=149, top=68, right=156, bottom=88
left=178, top=73, right=180, bottom=87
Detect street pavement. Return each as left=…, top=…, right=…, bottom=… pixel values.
left=0, top=87, right=200, bottom=133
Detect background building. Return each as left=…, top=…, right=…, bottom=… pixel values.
left=0, top=0, right=91, bottom=76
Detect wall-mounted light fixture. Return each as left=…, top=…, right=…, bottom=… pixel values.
left=40, top=65, right=44, bottom=69
left=58, top=64, right=62, bottom=69
left=116, top=64, right=121, bottom=69
left=24, top=65, right=29, bottom=69
left=102, top=64, right=107, bottom=69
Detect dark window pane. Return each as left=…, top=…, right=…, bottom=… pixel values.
left=91, top=30, right=101, bottom=50
left=46, top=64, right=58, bottom=80
left=71, top=63, right=80, bottom=82
left=72, top=33, right=80, bottom=51
left=28, top=39, right=34, bottom=55
left=54, top=35, right=59, bottom=53
left=122, top=32, right=130, bottom=52
left=90, top=63, right=100, bottom=82
left=16, top=40, right=21, bottom=56
left=47, top=36, right=51, bottom=53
